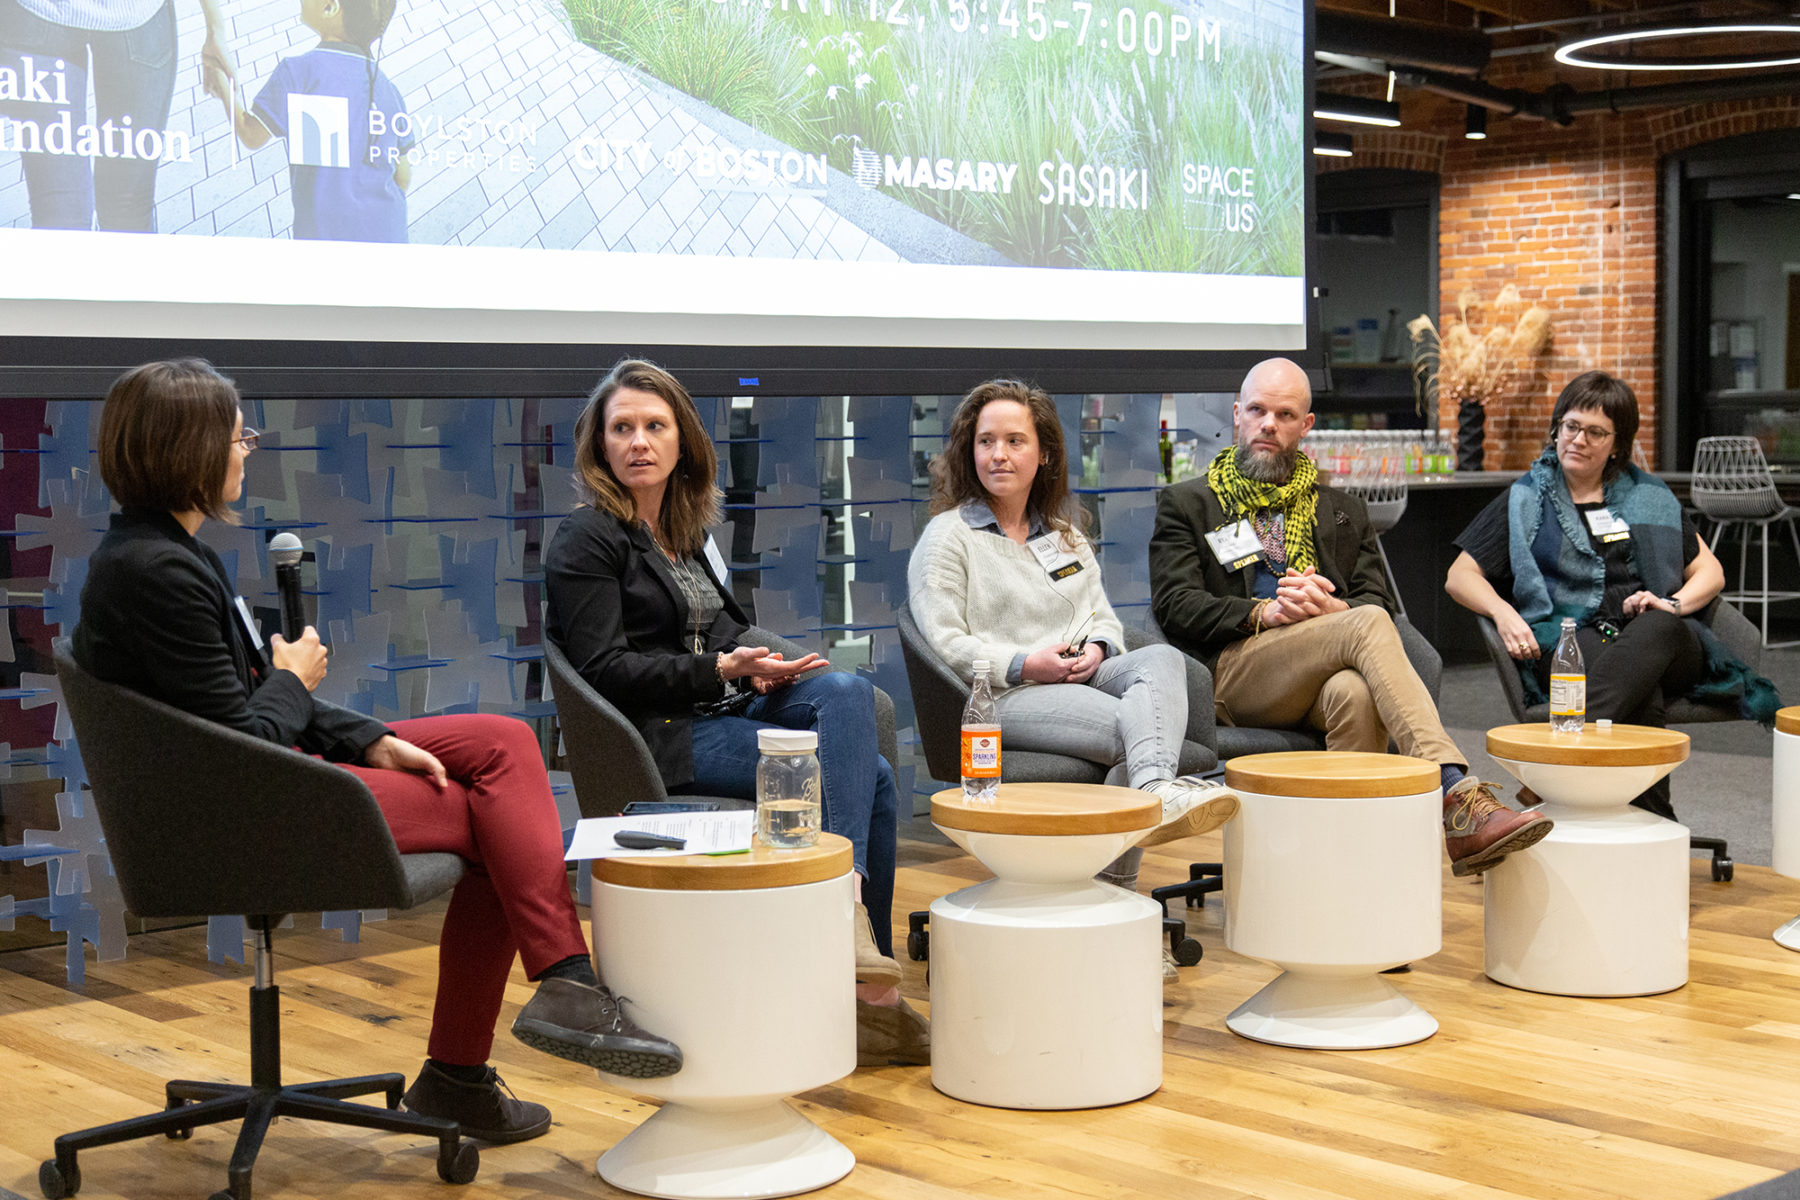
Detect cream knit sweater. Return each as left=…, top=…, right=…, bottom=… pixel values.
left=907, top=506, right=1126, bottom=693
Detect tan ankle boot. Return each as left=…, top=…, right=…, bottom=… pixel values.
left=855, top=909, right=902, bottom=987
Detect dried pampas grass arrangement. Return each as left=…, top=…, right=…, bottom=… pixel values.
left=1408, top=285, right=1554, bottom=414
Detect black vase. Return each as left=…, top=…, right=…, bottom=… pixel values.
left=1456, top=400, right=1485, bottom=472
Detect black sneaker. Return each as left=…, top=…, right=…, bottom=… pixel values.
left=510, top=977, right=684, bottom=1079
left=400, top=1061, right=551, bottom=1144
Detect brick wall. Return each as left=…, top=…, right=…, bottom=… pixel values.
left=1321, top=70, right=1800, bottom=469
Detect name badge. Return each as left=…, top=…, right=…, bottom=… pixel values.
left=1584, top=508, right=1632, bottom=544
left=1205, top=520, right=1263, bottom=572
left=1027, top=532, right=1083, bottom=581
left=702, top=534, right=729, bottom=586
left=233, top=595, right=266, bottom=651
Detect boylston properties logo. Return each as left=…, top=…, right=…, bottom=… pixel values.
left=288, top=94, right=349, bottom=168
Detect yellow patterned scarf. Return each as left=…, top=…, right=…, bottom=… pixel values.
left=1205, top=445, right=1320, bottom=573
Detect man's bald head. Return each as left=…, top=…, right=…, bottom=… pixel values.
left=1238, top=358, right=1313, bottom=412
left=1231, top=358, right=1316, bottom=484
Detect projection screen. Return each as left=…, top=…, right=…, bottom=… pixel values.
left=0, top=0, right=1312, bottom=392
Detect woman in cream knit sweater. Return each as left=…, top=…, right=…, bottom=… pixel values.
left=907, top=380, right=1238, bottom=895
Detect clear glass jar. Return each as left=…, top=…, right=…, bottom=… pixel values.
left=755, top=729, right=822, bottom=849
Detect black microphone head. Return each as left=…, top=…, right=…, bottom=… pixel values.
left=269, top=531, right=304, bottom=568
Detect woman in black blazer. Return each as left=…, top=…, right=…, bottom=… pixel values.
left=544, top=359, right=924, bottom=1068
left=73, top=359, right=684, bottom=1144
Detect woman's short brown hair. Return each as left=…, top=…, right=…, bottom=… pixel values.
left=930, top=379, right=1084, bottom=534
left=572, top=359, right=721, bottom=556
left=1549, top=370, right=1640, bottom=484
left=97, top=359, right=241, bottom=521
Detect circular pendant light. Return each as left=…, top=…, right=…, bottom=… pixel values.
left=1555, top=21, right=1800, bottom=70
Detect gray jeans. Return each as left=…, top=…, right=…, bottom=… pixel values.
left=992, top=643, right=1189, bottom=790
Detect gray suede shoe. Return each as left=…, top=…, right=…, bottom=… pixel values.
left=400, top=1062, right=551, bottom=1144
left=511, top=978, right=683, bottom=1078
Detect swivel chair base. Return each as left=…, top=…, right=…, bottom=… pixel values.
left=40, top=927, right=476, bottom=1200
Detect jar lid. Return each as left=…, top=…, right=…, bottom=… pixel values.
left=757, top=729, right=817, bottom=754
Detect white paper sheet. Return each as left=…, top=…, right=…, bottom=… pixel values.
left=564, top=811, right=756, bottom=861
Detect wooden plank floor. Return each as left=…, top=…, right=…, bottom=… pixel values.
left=4, top=832, right=1800, bottom=1200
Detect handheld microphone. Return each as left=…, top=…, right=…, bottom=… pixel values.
left=269, top=532, right=306, bottom=642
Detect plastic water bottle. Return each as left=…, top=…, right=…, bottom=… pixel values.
left=961, top=660, right=1001, bottom=800
left=755, top=729, right=821, bottom=848
left=1549, top=618, right=1585, bottom=733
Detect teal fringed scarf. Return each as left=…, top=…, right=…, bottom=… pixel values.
left=1507, top=448, right=1780, bottom=726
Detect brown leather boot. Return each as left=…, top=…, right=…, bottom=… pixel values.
left=1443, top=778, right=1553, bottom=877
left=855, top=997, right=930, bottom=1067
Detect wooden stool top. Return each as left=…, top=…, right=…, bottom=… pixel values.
left=1485, top=723, right=1690, bottom=767
left=591, top=832, right=851, bottom=891
left=1778, top=707, right=1800, bottom=737
left=1224, top=751, right=1440, bottom=798
left=930, top=783, right=1160, bottom=836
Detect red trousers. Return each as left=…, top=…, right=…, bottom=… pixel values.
left=338, top=714, right=588, bottom=1065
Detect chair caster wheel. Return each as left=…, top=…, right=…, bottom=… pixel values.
left=1714, top=857, right=1734, bottom=883
left=1172, top=937, right=1203, bottom=967
left=208, top=1190, right=236, bottom=1200
left=438, top=1139, right=479, bottom=1185
left=907, top=929, right=928, bottom=962
left=39, top=1158, right=78, bottom=1199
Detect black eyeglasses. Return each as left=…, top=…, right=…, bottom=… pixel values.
left=237, top=427, right=260, bottom=452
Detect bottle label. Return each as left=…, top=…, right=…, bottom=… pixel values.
left=1549, top=675, right=1586, bottom=716
left=961, top=726, right=1001, bottom=778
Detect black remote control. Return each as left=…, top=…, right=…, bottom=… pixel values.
left=613, top=830, right=687, bottom=850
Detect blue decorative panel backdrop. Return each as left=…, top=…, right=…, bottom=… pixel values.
left=0, top=390, right=1235, bottom=979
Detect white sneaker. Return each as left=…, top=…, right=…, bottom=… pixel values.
left=1162, top=945, right=1179, bottom=982
left=1137, top=777, right=1240, bottom=847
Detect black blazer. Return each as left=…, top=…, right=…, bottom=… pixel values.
left=543, top=505, right=750, bottom=788
left=1148, top=478, right=1394, bottom=671
left=72, top=509, right=390, bottom=762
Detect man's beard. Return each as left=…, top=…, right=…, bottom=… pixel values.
left=1235, top=442, right=1298, bottom=485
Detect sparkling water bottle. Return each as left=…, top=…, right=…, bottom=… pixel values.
left=755, top=728, right=821, bottom=848
left=1549, top=618, right=1585, bottom=733
left=961, top=660, right=1001, bottom=801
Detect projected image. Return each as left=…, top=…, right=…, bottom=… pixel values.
left=0, top=0, right=1307, bottom=350
left=0, top=0, right=1298, bottom=270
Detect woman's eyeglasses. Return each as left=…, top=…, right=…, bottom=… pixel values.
left=1558, top=419, right=1612, bottom=444
left=237, top=427, right=261, bottom=452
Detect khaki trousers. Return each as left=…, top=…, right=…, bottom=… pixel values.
left=1212, top=605, right=1463, bottom=768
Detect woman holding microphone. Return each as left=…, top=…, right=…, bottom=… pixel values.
left=73, top=358, right=682, bottom=1145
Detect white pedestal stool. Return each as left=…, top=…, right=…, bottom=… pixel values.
left=1484, top=723, right=1690, bottom=997
left=589, top=834, right=856, bottom=1199
left=928, top=782, right=1164, bottom=1110
left=1772, top=708, right=1800, bottom=950
left=1222, top=751, right=1443, bottom=1050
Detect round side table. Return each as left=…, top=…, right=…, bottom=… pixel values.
left=1483, top=723, right=1690, bottom=997
left=589, top=835, right=856, bottom=1199
left=1221, top=751, right=1443, bottom=1050
left=1773, top=707, right=1800, bottom=951
left=928, top=782, right=1163, bottom=1109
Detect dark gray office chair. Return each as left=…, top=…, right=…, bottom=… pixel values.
left=1475, top=601, right=1761, bottom=882
left=43, top=639, right=476, bottom=1200
left=897, top=601, right=1217, bottom=964
left=542, top=628, right=898, bottom=819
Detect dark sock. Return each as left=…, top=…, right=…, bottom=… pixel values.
left=538, top=954, right=599, bottom=987
left=1440, top=764, right=1466, bottom=795
left=428, top=1058, right=491, bottom=1084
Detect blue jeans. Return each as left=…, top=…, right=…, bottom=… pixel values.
left=0, top=0, right=176, bottom=230
left=679, top=671, right=900, bottom=957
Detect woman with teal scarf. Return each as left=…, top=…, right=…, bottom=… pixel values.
left=1445, top=371, right=1777, bottom=820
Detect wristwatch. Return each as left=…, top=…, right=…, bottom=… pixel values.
left=1668, top=595, right=1683, bottom=615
